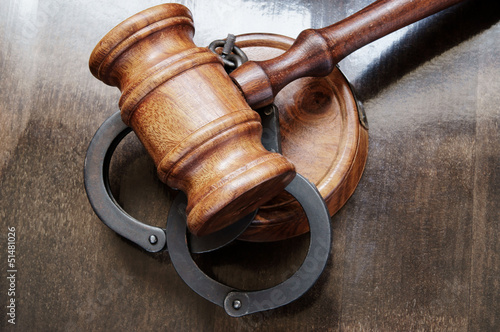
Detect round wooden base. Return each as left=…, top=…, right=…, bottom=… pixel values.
left=234, top=33, right=369, bottom=242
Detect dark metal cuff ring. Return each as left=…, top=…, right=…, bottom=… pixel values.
left=167, top=173, right=331, bottom=317
left=83, top=111, right=256, bottom=254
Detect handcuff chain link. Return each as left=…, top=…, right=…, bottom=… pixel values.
left=208, top=34, right=248, bottom=72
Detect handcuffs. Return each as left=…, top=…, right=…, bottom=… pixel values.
left=83, top=38, right=332, bottom=316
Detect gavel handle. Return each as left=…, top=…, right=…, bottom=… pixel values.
left=230, top=0, right=466, bottom=109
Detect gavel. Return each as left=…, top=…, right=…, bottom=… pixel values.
left=89, top=0, right=464, bottom=237
left=89, top=4, right=296, bottom=237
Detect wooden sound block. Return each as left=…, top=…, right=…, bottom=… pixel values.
left=234, top=33, right=369, bottom=242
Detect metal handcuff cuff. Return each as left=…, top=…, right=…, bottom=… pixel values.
left=83, top=38, right=332, bottom=316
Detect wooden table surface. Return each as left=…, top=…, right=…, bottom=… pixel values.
left=1, top=0, right=499, bottom=330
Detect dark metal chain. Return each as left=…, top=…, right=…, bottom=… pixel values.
left=208, top=34, right=248, bottom=72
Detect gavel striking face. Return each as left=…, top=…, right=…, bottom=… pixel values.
left=89, top=4, right=295, bottom=237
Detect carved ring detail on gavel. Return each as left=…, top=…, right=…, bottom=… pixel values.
left=89, top=4, right=295, bottom=237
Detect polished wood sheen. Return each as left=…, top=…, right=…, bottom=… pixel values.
left=88, top=4, right=295, bottom=236
left=231, top=0, right=466, bottom=108
left=1, top=0, right=499, bottom=330
left=231, top=34, right=368, bottom=241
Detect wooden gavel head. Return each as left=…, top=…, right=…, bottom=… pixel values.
left=89, top=3, right=295, bottom=236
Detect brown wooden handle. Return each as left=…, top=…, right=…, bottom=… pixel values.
left=89, top=4, right=295, bottom=236
left=230, top=0, right=465, bottom=109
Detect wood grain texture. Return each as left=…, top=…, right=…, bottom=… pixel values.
left=230, top=0, right=466, bottom=109
left=88, top=4, right=295, bottom=236
left=0, top=0, right=498, bottom=330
